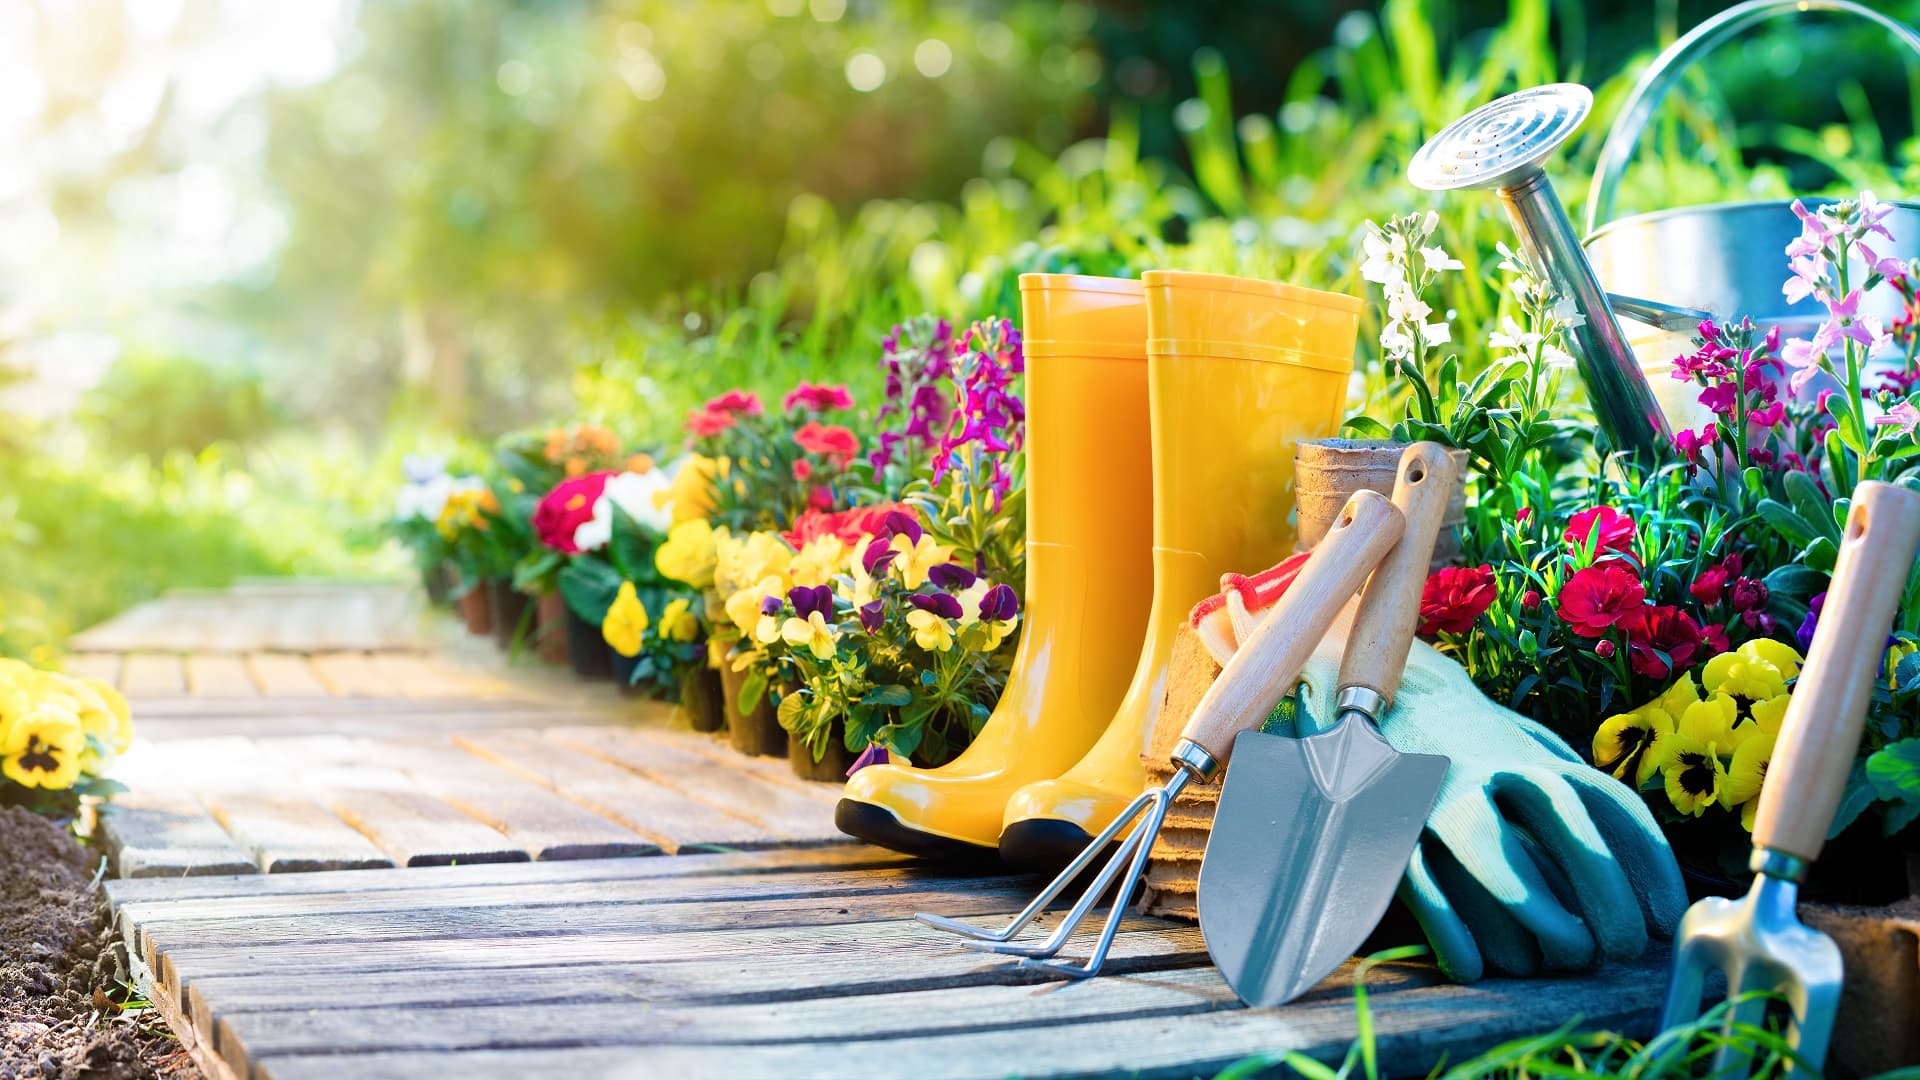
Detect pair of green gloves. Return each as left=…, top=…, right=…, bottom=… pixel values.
left=1269, top=617, right=1688, bottom=983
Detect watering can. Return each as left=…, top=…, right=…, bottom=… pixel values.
left=1584, top=0, right=1920, bottom=429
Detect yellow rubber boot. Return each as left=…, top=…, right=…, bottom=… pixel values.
left=998, top=270, right=1362, bottom=870
left=835, top=275, right=1156, bottom=860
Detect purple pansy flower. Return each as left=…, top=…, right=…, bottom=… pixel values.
left=857, top=600, right=885, bottom=633
left=928, top=563, right=976, bottom=591
left=978, top=583, right=1020, bottom=622
left=788, top=585, right=834, bottom=620
left=760, top=595, right=784, bottom=616
left=908, top=592, right=965, bottom=619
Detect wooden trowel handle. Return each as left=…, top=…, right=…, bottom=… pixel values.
left=1753, top=481, right=1920, bottom=864
left=1339, top=443, right=1458, bottom=709
left=1177, top=490, right=1405, bottom=768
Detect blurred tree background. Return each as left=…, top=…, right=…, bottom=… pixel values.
left=2, top=0, right=1917, bottom=652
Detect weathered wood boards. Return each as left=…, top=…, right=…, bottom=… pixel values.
left=106, top=847, right=1671, bottom=1080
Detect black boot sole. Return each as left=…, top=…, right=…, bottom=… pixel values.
left=834, top=799, right=1004, bottom=867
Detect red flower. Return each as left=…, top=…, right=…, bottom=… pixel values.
left=1564, top=505, right=1636, bottom=556
left=1702, top=624, right=1730, bottom=655
left=1729, top=577, right=1769, bottom=612
left=1689, top=564, right=1729, bottom=606
left=1625, top=605, right=1703, bottom=680
left=783, top=382, right=854, bottom=413
left=1557, top=563, right=1647, bottom=638
left=792, top=459, right=813, bottom=482
left=795, top=420, right=860, bottom=461
left=808, top=485, right=835, bottom=511
left=783, top=503, right=912, bottom=549
left=1595, top=639, right=1616, bottom=658
left=684, top=407, right=735, bottom=438
left=1418, top=565, right=1497, bottom=637
left=532, top=471, right=614, bottom=554
left=705, top=389, right=764, bottom=417
left=1521, top=589, right=1543, bottom=611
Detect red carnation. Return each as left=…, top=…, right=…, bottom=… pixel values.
left=1565, top=505, right=1636, bottom=557
left=1729, top=576, right=1769, bottom=612
left=705, top=389, right=764, bottom=417
left=1557, top=563, right=1647, bottom=638
left=1418, top=564, right=1498, bottom=637
left=684, top=407, right=735, bottom=438
left=795, top=420, right=860, bottom=461
left=1625, top=604, right=1703, bottom=680
left=532, top=471, right=614, bottom=554
left=783, top=503, right=912, bottom=549
left=1702, top=624, right=1731, bottom=655
left=1689, top=563, right=1729, bottom=606
left=783, top=382, right=854, bottom=413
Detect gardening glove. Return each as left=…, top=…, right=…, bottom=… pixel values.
left=1281, top=608, right=1688, bottom=983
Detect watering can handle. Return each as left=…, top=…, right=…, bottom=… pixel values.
left=1584, top=0, right=1920, bottom=236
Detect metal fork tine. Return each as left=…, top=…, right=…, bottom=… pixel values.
left=914, top=787, right=1163, bottom=944
left=1786, top=976, right=1840, bottom=1075
left=1017, top=788, right=1172, bottom=979
left=1712, top=963, right=1774, bottom=1079
left=960, top=791, right=1159, bottom=958
left=1657, top=946, right=1710, bottom=1033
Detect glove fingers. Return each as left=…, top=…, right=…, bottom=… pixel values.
left=1560, top=767, right=1689, bottom=938
left=1428, top=791, right=1596, bottom=969
left=1491, top=770, right=1647, bottom=965
left=1398, top=841, right=1483, bottom=984
left=1421, top=836, right=1544, bottom=978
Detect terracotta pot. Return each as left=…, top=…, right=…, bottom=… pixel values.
left=1293, top=439, right=1469, bottom=568
left=489, top=578, right=532, bottom=652
left=533, top=593, right=570, bottom=665
left=608, top=647, right=648, bottom=698
left=680, top=665, right=724, bottom=733
left=719, top=662, right=786, bottom=757
left=788, top=722, right=853, bottom=782
left=564, top=607, right=612, bottom=678
left=457, top=581, right=493, bottom=635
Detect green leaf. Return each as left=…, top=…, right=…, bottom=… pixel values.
left=738, top=667, right=768, bottom=714
left=776, top=690, right=806, bottom=734
left=1342, top=415, right=1392, bottom=439
left=1897, top=653, right=1920, bottom=690
left=608, top=505, right=658, bottom=583
left=860, top=684, right=913, bottom=708
left=1785, top=472, right=1841, bottom=542
left=1828, top=760, right=1878, bottom=839
left=1761, top=564, right=1828, bottom=600
left=558, top=558, right=622, bottom=623
left=1804, top=536, right=1838, bottom=573
left=1755, top=499, right=1818, bottom=549
left=1867, top=739, right=1920, bottom=803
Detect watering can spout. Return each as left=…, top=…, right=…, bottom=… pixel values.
left=1408, top=85, right=1672, bottom=461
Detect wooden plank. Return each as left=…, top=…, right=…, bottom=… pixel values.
left=96, top=788, right=258, bottom=879
left=312, top=777, right=530, bottom=868
left=250, top=956, right=1667, bottom=1080
left=61, top=652, right=123, bottom=685
left=545, top=726, right=840, bottom=839
left=185, top=654, right=261, bottom=698
left=121, top=653, right=186, bottom=696
left=455, top=730, right=783, bottom=852
left=132, top=695, right=555, bottom=718
left=243, top=656, right=330, bottom=697
left=307, top=652, right=395, bottom=697
left=366, top=653, right=519, bottom=699
left=201, top=790, right=396, bottom=873
left=105, top=846, right=909, bottom=904
left=375, top=737, right=657, bottom=861
left=627, top=725, right=844, bottom=803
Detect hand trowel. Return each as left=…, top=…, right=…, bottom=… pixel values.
left=1198, top=441, right=1457, bottom=1007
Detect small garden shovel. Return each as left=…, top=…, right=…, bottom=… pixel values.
left=1197, top=441, right=1456, bottom=1007
left=917, top=487, right=1406, bottom=976
left=1659, top=480, right=1920, bottom=1076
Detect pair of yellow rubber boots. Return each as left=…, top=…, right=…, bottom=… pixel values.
left=835, top=270, right=1362, bottom=868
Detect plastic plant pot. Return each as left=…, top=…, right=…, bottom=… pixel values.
left=564, top=607, right=612, bottom=678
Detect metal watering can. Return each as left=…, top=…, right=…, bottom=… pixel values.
left=1584, top=0, right=1920, bottom=430
left=1413, top=0, right=1920, bottom=451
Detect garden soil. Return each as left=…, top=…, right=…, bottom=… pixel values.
left=0, top=806, right=198, bottom=1080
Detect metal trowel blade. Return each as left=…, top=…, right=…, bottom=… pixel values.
left=1197, top=725, right=1448, bottom=1008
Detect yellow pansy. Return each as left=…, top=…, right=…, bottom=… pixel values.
left=1739, top=638, right=1803, bottom=680
left=658, top=598, right=700, bottom=643
left=602, top=582, right=649, bottom=658
left=1661, top=730, right=1728, bottom=817
left=890, top=532, right=956, bottom=590
left=656, top=519, right=723, bottom=590
left=1747, top=695, right=1789, bottom=737
left=1655, top=672, right=1703, bottom=719
left=1, top=702, right=85, bottom=790
left=1702, top=654, right=1787, bottom=707
left=723, top=575, right=786, bottom=639
left=1677, top=695, right=1739, bottom=749
left=666, top=454, right=719, bottom=524
left=713, top=531, right=793, bottom=598
left=1889, top=640, right=1918, bottom=690
left=845, top=540, right=881, bottom=608
left=781, top=611, right=838, bottom=660
left=1723, top=731, right=1776, bottom=810
left=906, top=609, right=955, bottom=652
left=790, top=537, right=847, bottom=589
left=1592, top=704, right=1673, bottom=787
left=38, top=672, right=131, bottom=770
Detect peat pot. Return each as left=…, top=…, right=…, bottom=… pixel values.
left=456, top=580, right=493, bottom=636
left=533, top=593, right=570, bottom=665
left=608, top=646, right=648, bottom=698
left=488, top=579, right=532, bottom=652
left=787, top=706, right=853, bottom=782
left=679, top=664, right=725, bottom=733
left=564, top=606, right=612, bottom=678
left=1582, top=0, right=1920, bottom=429
left=719, top=662, right=786, bottom=757
left=1293, top=439, right=1468, bottom=567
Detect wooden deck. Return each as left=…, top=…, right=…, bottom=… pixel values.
left=88, top=581, right=1672, bottom=1080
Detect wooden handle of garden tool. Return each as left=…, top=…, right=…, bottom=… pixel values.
left=1753, top=481, right=1920, bottom=864
left=1339, top=443, right=1458, bottom=709
left=1177, top=489, right=1405, bottom=765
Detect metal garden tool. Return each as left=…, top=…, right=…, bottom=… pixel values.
left=1660, top=480, right=1920, bottom=1075
left=1408, top=83, right=1671, bottom=460
left=1198, top=441, right=1456, bottom=1007
left=916, top=487, right=1407, bottom=977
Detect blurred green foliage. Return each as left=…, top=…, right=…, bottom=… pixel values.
left=80, top=353, right=279, bottom=459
